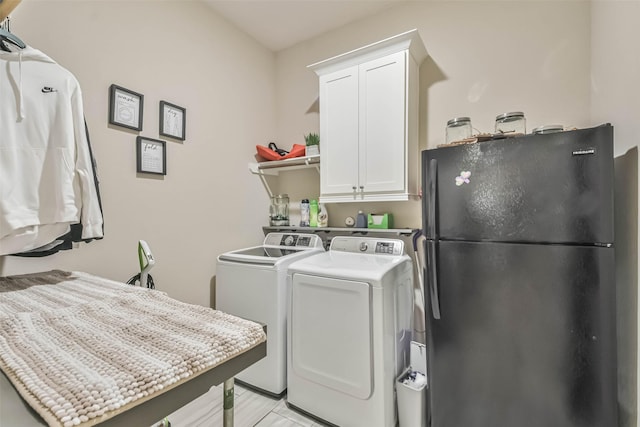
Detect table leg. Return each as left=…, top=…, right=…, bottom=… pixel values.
left=223, top=378, right=234, bottom=427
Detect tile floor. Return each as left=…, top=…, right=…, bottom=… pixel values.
left=162, top=382, right=327, bottom=427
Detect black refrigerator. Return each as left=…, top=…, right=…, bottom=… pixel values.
left=421, top=124, right=617, bottom=427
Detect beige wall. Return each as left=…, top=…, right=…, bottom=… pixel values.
left=273, top=0, right=592, bottom=229
left=1, top=1, right=637, bottom=422
left=0, top=1, right=276, bottom=306
left=275, top=0, right=638, bottom=424
left=591, top=2, right=640, bottom=426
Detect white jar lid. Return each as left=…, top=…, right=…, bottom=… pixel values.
left=447, top=117, right=471, bottom=127
left=496, top=112, right=525, bottom=121
left=532, top=125, right=563, bottom=134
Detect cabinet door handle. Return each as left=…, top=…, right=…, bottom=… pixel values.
left=352, top=186, right=357, bottom=191
left=359, top=186, right=364, bottom=191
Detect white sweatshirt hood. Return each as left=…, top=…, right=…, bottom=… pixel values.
left=0, top=45, right=104, bottom=253
left=0, top=46, right=56, bottom=120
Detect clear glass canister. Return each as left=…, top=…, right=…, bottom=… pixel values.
left=269, top=194, right=289, bottom=226
left=446, top=117, right=472, bottom=144
left=532, top=125, right=563, bottom=135
left=495, top=112, right=526, bottom=135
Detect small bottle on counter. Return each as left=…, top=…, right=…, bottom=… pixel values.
left=309, top=200, right=318, bottom=227
left=300, top=199, right=310, bottom=226
left=355, top=210, right=368, bottom=228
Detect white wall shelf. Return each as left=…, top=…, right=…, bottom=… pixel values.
left=263, top=225, right=417, bottom=236
left=249, top=155, right=320, bottom=175
left=263, top=226, right=419, bottom=250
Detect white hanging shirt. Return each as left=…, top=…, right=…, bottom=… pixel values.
left=0, top=45, right=103, bottom=255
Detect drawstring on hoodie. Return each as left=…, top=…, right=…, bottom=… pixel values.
left=18, top=50, right=25, bottom=120
left=2, top=45, right=58, bottom=121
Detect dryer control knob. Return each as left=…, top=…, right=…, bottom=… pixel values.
left=359, top=242, right=368, bottom=252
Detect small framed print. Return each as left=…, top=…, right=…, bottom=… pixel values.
left=159, top=101, right=186, bottom=141
left=136, top=136, right=166, bottom=175
left=109, top=84, right=144, bottom=131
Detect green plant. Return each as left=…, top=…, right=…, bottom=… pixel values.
left=304, top=133, right=320, bottom=146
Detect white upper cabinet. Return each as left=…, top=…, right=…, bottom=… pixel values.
left=318, top=65, right=359, bottom=196
left=309, top=30, right=427, bottom=203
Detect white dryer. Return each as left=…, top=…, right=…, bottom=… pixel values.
left=216, top=233, right=324, bottom=396
left=286, top=236, right=413, bottom=427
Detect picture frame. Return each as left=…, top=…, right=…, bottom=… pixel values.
left=159, top=100, right=186, bottom=141
left=108, top=84, right=144, bottom=131
left=136, top=136, right=166, bottom=175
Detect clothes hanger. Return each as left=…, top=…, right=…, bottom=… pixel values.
left=0, top=0, right=25, bottom=50
left=0, top=27, right=25, bottom=49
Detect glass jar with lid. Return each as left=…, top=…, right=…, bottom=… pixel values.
left=269, top=194, right=290, bottom=226
left=445, top=117, right=473, bottom=144
left=532, top=125, right=563, bottom=135
left=495, top=112, right=526, bottom=135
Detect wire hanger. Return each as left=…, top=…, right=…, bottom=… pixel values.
left=0, top=16, right=26, bottom=51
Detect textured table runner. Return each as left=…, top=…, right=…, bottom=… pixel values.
left=0, top=270, right=266, bottom=427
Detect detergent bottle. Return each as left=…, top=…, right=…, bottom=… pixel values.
left=309, top=199, right=318, bottom=227
left=318, top=204, right=329, bottom=227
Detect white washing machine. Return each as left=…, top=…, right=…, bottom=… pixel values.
left=286, top=236, right=413, bottom=427
left=216, top=233, right=324, bottom=396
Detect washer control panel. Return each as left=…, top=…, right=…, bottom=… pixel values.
left=374, top=241, right=400, bottom=255
left=263, top=233, right=323, bottom=248
left=330, top=237, right=404, bottom=256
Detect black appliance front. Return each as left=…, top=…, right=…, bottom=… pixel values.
left=426, top=241, right=617, bottom=427
left=422, top=124, right=614, bottom=245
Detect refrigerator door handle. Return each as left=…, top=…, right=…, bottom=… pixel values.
left=426, top=239, right=441, bottom=319
left=428, top=159, right=438, bottom=239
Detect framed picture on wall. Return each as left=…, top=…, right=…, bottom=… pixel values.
left=159, top=101, right=186, bottom=141
left=136, top=136, right=166, bottom=175
left=109, top=84, right=144, bottom=131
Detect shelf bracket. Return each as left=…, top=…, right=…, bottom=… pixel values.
left=249, top=156, right=320, bottom=199
left=258, top=174, right=274, bottom=198
left=249, top=162, right=280, bottom=198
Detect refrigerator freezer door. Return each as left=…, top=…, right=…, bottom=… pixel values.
left=427, top=241, right=617, bottom=427
left=422, top=125, right=614, bottom=244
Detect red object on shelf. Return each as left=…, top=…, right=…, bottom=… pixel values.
left=256, top=143, right=306, bottom=161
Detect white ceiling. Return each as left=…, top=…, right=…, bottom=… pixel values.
left=204, top=0, right=408, bottom=52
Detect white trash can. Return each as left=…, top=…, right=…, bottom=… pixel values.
left=397, top=369, right=427, bottom=427
left=396, top=341, right=427, bottom=427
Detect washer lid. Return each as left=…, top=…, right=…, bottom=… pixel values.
left=217, top=233, right=324, bottom=266
left=218, top=245, right=322, bottom=266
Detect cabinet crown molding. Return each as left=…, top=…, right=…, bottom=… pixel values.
left=308, top=29, right=428, bottom=76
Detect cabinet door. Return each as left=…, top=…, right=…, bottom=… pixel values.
left=319, top=66, right=360, bottom=197
left=359, top=51, right=407, bottom=195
